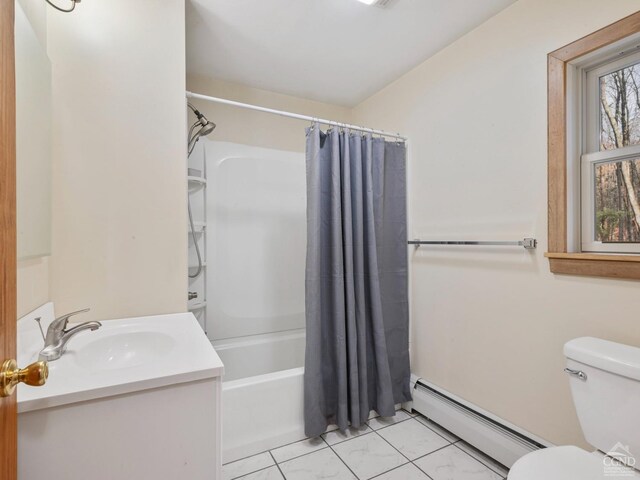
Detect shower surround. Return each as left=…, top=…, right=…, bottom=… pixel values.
left=199, top=140, right=308, bottom=461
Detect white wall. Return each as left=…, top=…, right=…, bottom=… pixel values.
left=16, top=0, right=50, bottom=318
left=15, top=0, right=51, bottom=261
left=354, top=0, right=640, bottom=448
left=16, top=0, right=46, bottom=46
left=17, top=257, right=49, bottom=319
left=46, top=0, right=187, bottom=321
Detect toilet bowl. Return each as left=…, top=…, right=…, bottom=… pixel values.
left=507, top=337, right=640, bottom=480
left=509, top=446, right=640, bottom=479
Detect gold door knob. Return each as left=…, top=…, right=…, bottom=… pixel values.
left=0, top=359, right=48, bottom=398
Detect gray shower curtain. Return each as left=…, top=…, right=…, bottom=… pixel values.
left=304, top=125, right=411, bottom=438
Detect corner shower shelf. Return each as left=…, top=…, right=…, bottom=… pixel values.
left=188, top=221, right=206, bottom=233
left=188, top=176, right=206, bottom=193
left=188, top=176, right=206, bottom=186
left=188, top=302, right=207, bottom=311
left=188, top=262, right=206, bottom=269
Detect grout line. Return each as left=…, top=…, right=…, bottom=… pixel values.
left=410, top=443, right=455, bottom=464
left=224, top=439, right=328, bottom=478
left=226, top=410, right=399, bottom=468
left=326, top=442, right=363, bottom=480
left=367, top=462, right=413, bottom=480
left=371, top=427, right=412, bottom=463
left=368, top=414, right=463, bottom=478
left=224, top=448, right=278, bottom=467
left=272, top=444, right=329, bottom=466
left=411, top=459, right=436, bottom=480
left=224, top=434, right=326, bottom=467
left=227, top=411, right=465, bottom=479
left=269, top=432, right=337, bottom=467
left=320, top=434, right=331, bottom=447
left=269, top=451, right=287, bottom=480
left=371, top=414, right=455, bottom=448
left=227, top=464, right=274, bottom=480
left=326, top=420, right=421, bottom=480
left=452, top=442, right=509, bottom=477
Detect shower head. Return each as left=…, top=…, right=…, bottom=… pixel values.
left=187, top=102, right=216, bottom=156
left=188, top=103, right=215, bottom=132
left=198, top=120, right=216, bottom=137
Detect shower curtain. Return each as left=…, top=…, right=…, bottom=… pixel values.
left=304, top=125, right=411, bottom=438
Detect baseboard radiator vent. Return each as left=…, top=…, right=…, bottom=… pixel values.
left=410, top=375, right=551, bottom=468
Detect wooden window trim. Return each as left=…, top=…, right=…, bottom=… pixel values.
left=547, top=10, right=640, bottom=280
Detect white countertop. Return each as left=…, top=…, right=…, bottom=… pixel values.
left=17, top=304, right=224, bottom=413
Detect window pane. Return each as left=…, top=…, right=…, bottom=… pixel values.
left=594, top=158, right=640, bottom=242
left=600, top=63, right=640, bottom=151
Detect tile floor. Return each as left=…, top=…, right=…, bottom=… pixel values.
left=222, top=410, right=510, bottom=480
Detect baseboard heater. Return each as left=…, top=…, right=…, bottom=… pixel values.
left=410, top=375, right=551, bottom=468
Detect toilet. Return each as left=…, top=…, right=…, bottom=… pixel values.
left=509, top=337, right=640, bottom=480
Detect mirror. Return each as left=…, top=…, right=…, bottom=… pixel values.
left=15, top=0, right=52, bottom=260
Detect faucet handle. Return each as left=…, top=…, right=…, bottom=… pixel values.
left=52, top=308, right=90, bottom=330
left=34, top=317, right=46, bottom=343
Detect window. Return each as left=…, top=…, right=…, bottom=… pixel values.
left=547, top=11, right=640, bottom=280
left=582, top=52, right=640, bottom=253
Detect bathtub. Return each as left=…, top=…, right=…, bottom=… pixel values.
left=214, top=329, right=306, bottom=463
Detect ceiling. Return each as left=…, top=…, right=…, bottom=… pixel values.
left=186, top=0, right=517, bottom=107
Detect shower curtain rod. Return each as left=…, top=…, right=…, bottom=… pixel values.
left=186, top=91, right=408, bottom=141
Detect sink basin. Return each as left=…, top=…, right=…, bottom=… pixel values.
left=74, top=331, right=176, bottom=371
left=17, top=306, right=224, bottom=413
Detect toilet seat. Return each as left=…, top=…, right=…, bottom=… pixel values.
left=508, top=445, right=640, bottom=480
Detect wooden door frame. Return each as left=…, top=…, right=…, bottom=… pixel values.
left=0, top=0, right=18, bottom=479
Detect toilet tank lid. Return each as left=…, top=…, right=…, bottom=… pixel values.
left=564, top=337, right=640, bottom=381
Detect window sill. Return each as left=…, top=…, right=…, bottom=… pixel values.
left=545, top=252, right=640, bottom=280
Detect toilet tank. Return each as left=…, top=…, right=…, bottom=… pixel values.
left=564, top=337, right=640, bottom=459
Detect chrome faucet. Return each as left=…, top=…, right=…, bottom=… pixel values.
left=38, top=308, right=102, bottom=362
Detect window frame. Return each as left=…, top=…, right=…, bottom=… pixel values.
left=581, top=51, right=640, bottom=254
left=547, top=10, right=640, bottom=280
left=584, top=51, right=640, bottom=153
left=580, top=146, right=640, bottom=253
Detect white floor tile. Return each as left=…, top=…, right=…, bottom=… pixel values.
left=279, top=448, right=356, bottom=480
left=373, top=463, right=431, bottom=480
left=377, top=418, right=450, bottom=460
left=414, top=445, right=503, bottom=480
left=415, top=416, right=460, bottom=443
left=238, top=466, right=285, bottom=480
left=223, top=452, right=275, bottom=480
left=454, top=442, right=509, bottom=477
left=322, top=424, right=371, bottom=445
left=271, top=437, right=327, bottom=463
left=332, top=432, right=407, bottom=479
left=367, top=409, right=412, bottom=430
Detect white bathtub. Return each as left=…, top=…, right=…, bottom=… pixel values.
left=214, top=329, right=306, bottom=463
